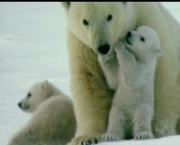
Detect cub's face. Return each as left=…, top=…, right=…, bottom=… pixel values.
left=125, top=26, right=163, bottom=58
left=18, top=81, right=47, bottom=113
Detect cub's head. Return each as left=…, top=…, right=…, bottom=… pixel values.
left=62, top=2, right=134, bottom=56
left=125, top=26, right=163, bottom=59
left=18, top=80, right=49, bottom=113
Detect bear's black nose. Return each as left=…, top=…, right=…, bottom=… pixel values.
left=127, top=31, right=132, bottom=38
left=18, top=102, right=22, bottom=108
left=97, top=44, right=110, bottom=55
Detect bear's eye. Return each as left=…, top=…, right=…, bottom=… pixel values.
left=107, top=14, right=113, bottom=21
left=83, top=19, right=89, bottom=26
left=140, top=37, right=145, bottom=42
left=27, top=93, right=31, bottom=98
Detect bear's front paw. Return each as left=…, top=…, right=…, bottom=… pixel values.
left=102, top=133, right=120, bottom=142
left=80, top=138, right=99, bottom=145
left=69, top=135, right=101, bottom=145
left=134, top=131, right=154, bottom=140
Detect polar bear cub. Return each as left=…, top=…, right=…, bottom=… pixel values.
left=8, top=80, right=76, bottom=145
left=98, top=26, right=163, bottom=141
left=17, top=80, right=64, bottom=113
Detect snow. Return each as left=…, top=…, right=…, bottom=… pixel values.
left=98, top=135, right=180, bottom=145
left=0, top=2, right=180, bottom=145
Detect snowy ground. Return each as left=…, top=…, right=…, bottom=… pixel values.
left=1, top=2, right=180, bottom=145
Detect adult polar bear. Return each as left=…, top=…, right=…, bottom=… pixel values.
left=62, top=2, right=180, bottom=144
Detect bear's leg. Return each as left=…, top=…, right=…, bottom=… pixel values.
left=102, top=104, right=126, bottom=142
left=78, top=105, right=126, bottom=144
left=67, top=31, right=114, bottom=145
left=8, top=128, right=36, bottom=145
left=133, top=104, right=154, bottom=140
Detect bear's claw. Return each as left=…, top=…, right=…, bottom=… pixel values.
left=102, top=133, right=120, bottom=142
left=134, top=132, right=154, bottom=140
left=81, top=138, right=98, bottom=145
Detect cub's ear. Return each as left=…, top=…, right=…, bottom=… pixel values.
left=41, top=80, right=49, bottom=90
left=155, top=47, right=164, bottom=57
left=41, top=80, right=50, bottom=98
left=61, top=2, right=71, bottom=10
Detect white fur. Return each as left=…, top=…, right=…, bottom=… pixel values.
left=8, top=80, right=76, bottom=145
left=99, top=26, right=163, bottom=141
left=17, top=80, right=63, bottom=113
left=62, top=2, right=180, bottom=145
left=98, top=50, right=119, bottom=90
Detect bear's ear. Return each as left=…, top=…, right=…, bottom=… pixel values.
left=61, top=2, right=71, bottom=10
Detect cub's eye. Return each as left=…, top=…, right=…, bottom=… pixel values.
left=27, top=93, right=31, bottom=98
left=140, top=37, right=145, bottom=42
left=83, top=19, right=89, bottom=26
left=107, top=14, right=113, bottom=21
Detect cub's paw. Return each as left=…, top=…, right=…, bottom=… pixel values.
left=102, top=133, right=120, bottom=142
left=69, top=135, right=101, bottom=145
left=134, top=131, right=154, bottom=140
left=114, top=41, right=125, bottom=51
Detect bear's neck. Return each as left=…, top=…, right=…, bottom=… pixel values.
left=46, top=85, right=65, bottom=98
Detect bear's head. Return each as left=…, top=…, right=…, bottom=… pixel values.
left=62, top=2, right=136, bottom=56
left=17, top=80, right=60, bottom=113
left=125, top=26, right=163, bottom=60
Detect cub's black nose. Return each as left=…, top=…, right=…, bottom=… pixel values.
left=97, top=44, right=110, bottom=55
left=18, top=102, right=22, bottom=108
left=127, top=31, right=132, bottom=37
